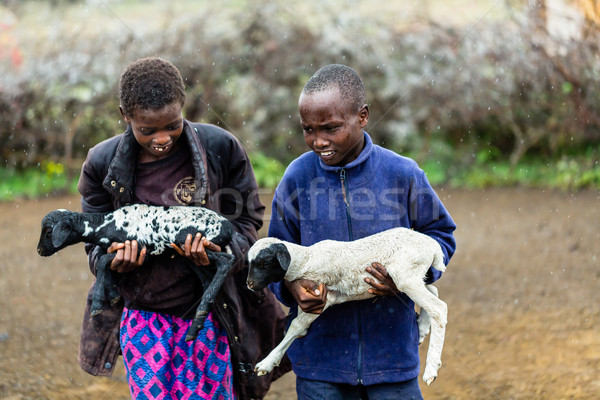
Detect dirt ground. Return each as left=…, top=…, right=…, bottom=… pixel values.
left=1, top=187, right=599, bottom=399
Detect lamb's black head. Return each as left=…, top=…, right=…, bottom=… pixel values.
left=37, top=209, right=80, bottom=256
left=247, top=239, right=290, bottom=291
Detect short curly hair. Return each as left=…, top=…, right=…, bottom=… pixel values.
left=302, top=64, right=366, bottom=113
left=118, top=57, right=186, bottom=117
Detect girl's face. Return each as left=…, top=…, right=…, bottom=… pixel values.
left=299, top=88, right=368, bottom=167
left=121, top=102, right=184, bottom=163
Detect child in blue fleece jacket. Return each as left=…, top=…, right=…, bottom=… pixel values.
left=267, top=64, right=457, bottom=399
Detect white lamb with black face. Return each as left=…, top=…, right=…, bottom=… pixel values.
left=37, top=204, right=235, bottom=341
left=247, top=227, right=448, bottom=385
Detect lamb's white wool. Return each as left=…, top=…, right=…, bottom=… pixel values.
left=247, top=227, right=448, bottom=385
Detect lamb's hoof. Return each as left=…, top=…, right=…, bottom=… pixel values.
left=254, top=358, right=277, bottom=376
left=423, top=371, right=438, bottom=386
left=110, top=296, right=121, bottom=306
left=185, top=321, right=205, bottom=342
left=89, top=309, right=102, bottom=318
left=185, top=326, right=205, bottom=342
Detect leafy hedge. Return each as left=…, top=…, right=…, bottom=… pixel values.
left=2, top=1, right=600, bottom=188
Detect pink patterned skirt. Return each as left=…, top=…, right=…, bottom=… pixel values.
left=119, top=307, right=235, bottom=399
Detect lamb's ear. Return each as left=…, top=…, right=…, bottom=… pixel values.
left=273, top=243, right=291, bottom=272
left=51, top=220, right=72, bottom=248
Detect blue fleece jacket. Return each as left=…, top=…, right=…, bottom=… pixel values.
left=267, top=132, right=456, bottom=385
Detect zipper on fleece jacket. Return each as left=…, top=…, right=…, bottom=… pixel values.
left=339, top=167, right=363, bottom=384
left=339, top=168, right=354, bottom=241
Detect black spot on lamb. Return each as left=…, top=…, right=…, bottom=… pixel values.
left=246, top=227, right=448, bottom=385
left=37, top=204, right=235, bottom=341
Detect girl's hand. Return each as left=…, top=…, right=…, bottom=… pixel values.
left=365, top=262, right=399, bottom=296
left=108, top=240, right=147, bottom=273
left=285, top=279, right=327, bottom=314
left=171, top=233, right=221, bottom=266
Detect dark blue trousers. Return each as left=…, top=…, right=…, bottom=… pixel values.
left=296, top=376, right=424, bottom=400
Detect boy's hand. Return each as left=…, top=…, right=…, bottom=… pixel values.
left=365, top=262, right=399, bottom=296
left=108, top=240, right=147, bottom=273
left=171, top=233, right=221, bottom=266
left=285, top=279, right=327, bottom=314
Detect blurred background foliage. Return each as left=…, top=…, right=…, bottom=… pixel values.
left=1, top=0, right=600, bottom=200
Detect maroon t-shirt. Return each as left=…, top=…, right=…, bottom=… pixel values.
left=120, top=144, right=204, bottom=318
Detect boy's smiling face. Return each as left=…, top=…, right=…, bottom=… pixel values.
left=121, top=101, right=184, bottom=163
left=299, top=87, right=369, bottom=167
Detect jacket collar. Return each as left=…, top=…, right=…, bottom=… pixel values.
left=102, top=125, right=137, bottom=204
left=181, top=120, right=209, bottom=206
left=102, top=120, right=209, bottom=206
left=317, top=131, right=374, bottom=172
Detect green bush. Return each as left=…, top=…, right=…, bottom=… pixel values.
left=0, top=162, right=78, bottom=201
left=1, top=1, right=599, bottom=194
left=250, top=153, right=285, bottom=189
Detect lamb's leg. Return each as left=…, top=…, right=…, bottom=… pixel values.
left=417, top=285, right=439, bottom=344
left=255, top=307, right=320, bottom=376
left=397, top=280, right=447, bottom=386
left=106, top=269, right=121, bottom=306
left=90, top=253, right=117, bottom=317
left=185, top=252, right=235, bottom=341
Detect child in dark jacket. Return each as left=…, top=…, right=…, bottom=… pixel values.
left=267, top=64, right=457, bottom=399
left=77, top=57, right=288, bottom=400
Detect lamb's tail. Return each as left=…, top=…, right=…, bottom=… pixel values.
left=432, top=247, right=446, bottom=273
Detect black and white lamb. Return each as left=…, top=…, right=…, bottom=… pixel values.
left=37, top=204, right=235, bottom=341
left=246, top=227, right=448, bottom=385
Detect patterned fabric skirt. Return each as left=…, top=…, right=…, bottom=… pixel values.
left=120, top=307, right=235, bottom=400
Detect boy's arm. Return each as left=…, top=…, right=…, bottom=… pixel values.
left=408, top=172, right=457, bottom=283
left=267, top=215, right=328, bottom=314
left=266, top=185, right=303, bottom=306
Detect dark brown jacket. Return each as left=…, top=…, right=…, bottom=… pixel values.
left=76, top=120, right=290, bottom=399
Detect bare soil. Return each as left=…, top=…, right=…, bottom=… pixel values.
left=1, top=187, right=599, bottom=399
